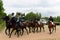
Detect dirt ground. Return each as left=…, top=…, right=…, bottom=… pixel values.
left=0, top=25, right=60, bottom=40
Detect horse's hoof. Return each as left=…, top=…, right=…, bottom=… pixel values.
left=40, top=31, right=41, bottom=32
left=17, top=35, right=19, bottom=37
left=49, top=32, right=52, bottom=35
left=29, top=31, right=31, bottom=33
left=21, top=35, right=23, bottom=36
left=33, top=31, right=35, bottom=33
left=9, top=36, right=11, bottom=38
left=8, top=34, right=10, bottom=36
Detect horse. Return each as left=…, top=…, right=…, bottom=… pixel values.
left=47, top=21, right=56, bottom=34
left=9, top=17, right=21, bottom=38
left=2, top=16, right=12, bottom=36
left=38, top=21, right=45, bottom=32
left=25, top=20, right=32, bottom=33
left=31, top=20, right=45, bottom=33
left=30, top=20, right=39, bottom=33
left=19, top=21, right=29, bottom=36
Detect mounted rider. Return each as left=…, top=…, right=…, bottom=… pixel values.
left=16, top=13, right=25, bottom=27
left=19, top=15, right=25, bottom=26
left=10, top=13, right=17, bottom=24
left=33, top=17, right=39, bottom=25
left=48, top=16, right=54, bottom=25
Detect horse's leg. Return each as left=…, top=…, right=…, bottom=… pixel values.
left=8, top=28, right=10, bottom=36
left=25, top=27, right=29, bottom=34
left=9, top=29, right=14, bottom=38
left=32, top=27, right=34, bottom=32
left=42, top=25, right=45, bottom=32
left=16, top=30, right=19, bottom=37
left=14, top=30, right=17, bottom=35
left=40, top=26, right=41, bottom=32
left=36, top=27, right=38, bottom=32
left=29, top=27, right=31, bottom=33
left=19, top=28, right=21, bottom=35
left=49, top=28, right=52, bottom=34
left=55, top=25, right=56, bottom=32
left=32, top=27, right=35, bottom=33
left=21, top=28, right=24, bottom=36
left=5, top=28, right=8, bottom=35
left=14, top=31, right=16, bottom=35
left=52, top=26, right=54, bottom=33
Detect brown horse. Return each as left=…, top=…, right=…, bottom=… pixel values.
left=38, top=22, right=45, bottom=32
left=47, top=21, right=56, bottom=34
left=19, top=22, right=29, bottom=36
left=31, top=20, right=45, bottom=33
left=25, top=21, right=32, bottom=33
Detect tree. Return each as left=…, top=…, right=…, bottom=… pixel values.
left=55, top=16, right=60, bottom=22
left=0, top=0, right=6, bottom=18
left=25, top=12, right=42, bottom=20
left=25, top=12, right=36, bottom=20
left=42, top=17, right=48, bottom=20
left=35, top=12, right=41, bottom=20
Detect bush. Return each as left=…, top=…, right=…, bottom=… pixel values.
left=0, top=20, right=5, bottom=31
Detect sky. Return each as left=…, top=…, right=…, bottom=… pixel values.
left=2, top=0, right=60, bottom=17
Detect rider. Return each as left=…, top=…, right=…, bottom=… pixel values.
left=19, top=15, right=25, bottom=23
left=48, top=16, right=54, bottom=25
left=10, top=13, right=17, bottom=24
left=33, top=17, right=38, bottom=23
left=17, top=14, right=25, bottom=26
left=16, top=13, right=21, bottom=27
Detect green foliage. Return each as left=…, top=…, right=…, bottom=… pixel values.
left=0, top=0, right=4, bottom=12
left=54, top=16, right=60, bottom=22
left=42, top=17, right=48, bottom=20
left=25, top=12, right=36, bottom=20
left=35, top=12, right=41, bottom=19
left=0, top=0, right=6, bottom=26
left=0, top=0, right=6, bottom=18
left=25, top=12, right=41, bottom=20
left=0, top=21, right=5, bottom=31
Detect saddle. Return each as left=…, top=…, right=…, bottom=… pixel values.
left=50, top=21, right=55, bottom=25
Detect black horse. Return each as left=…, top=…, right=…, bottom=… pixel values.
left=2, top=16, right=20, bottom=38
left=2, top=16, right=12, bottom=36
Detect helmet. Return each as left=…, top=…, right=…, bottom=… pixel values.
left=12, top=13, right=14, bottom=16
left=50, top=16, right=52, bottom=18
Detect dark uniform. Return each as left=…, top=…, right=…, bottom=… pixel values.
left=10, top=13, right=17, bottom=24
left=19, top=16, right=25, bottom=22
left=48, top=16, right=53, bottom=22
left=48, top=16, right=54, bottom=25
left=17, top=16, right=25, bottom=27
left=33, top=18, right=38, bottom=23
